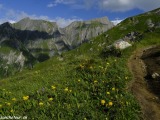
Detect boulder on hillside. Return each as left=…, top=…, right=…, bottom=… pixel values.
left=113, top=39, right=132, bottom=50
left=146, top=19, right=155, bottom=28
left=155, top=9, right=160, bottom=15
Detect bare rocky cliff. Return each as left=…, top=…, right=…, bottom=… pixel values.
left=62, top=17, right=114, bottom=49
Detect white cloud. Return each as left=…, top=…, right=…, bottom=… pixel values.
left=47, top=0, right=160, bottom=12
left=98, top=0, right=135, bottom=12
left=47, top=3, right=56, bottom=8
left=71, top=0, right=96, bottom=10
left=0, top=5, right=82, bottom=28
left=135, top=0, right=160, bottom=11
left=0, top=6, right=31, bottom=24
left=98, top=0, right=160, bottom=12
left=53, top=17, right=82, bottom=27
left=47, top=0, right=75, bottom=8
left=111, top=19, right=123, bottom=25
left=0, top=4, right=3, bottom=9
left=8, top=20, right=16, bottom=24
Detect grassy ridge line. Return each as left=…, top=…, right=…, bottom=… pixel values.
left=0, top=10, right=160, bottom=119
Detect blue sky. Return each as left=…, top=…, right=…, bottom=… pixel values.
left=0, top=0, right=160, bottom=27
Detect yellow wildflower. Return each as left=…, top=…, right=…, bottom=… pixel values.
left=69, top=90, right=72, bottom=92
left=106, top=92, right=110, bottom=95
left=78, top=79, right=81, bottom=82
left=12, top=98, right=16, bottom=101
left=94, top=80, right=98, bottom=83
left=0, top=104, right=2, bottom=108
left=112, top=88, right=115, bottom=91
left=125, top=76, right=128, bottom=80
left=64, top=87, right=69, bottom=92
left=48, top=98, right=53, bottom=101
left=6, top=102, right=11, bottom=106
left=39, top=102, right=44, bottom=106
left=108, top=102, right=113, bottom=106
left=80, top=64, right=84, bottom=69
left=101, top=100, right=106, bottom=105
left=23, top=96, right=29, bottom=101
left=51, top=85, right=56, bottom=90
left=89, top=66, right=93, bottom=69
left=126, top=101, right=129, bottom=105
left=105, top=104, right=108, bottom=107
left=10, top=109, right=14, bottom=113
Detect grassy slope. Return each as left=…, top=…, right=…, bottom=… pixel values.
left=0, top=10, right=160, bottom=119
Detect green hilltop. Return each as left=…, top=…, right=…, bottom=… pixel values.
left=0, top=8, right=160, bottom=119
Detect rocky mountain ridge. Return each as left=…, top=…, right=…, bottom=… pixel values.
left=0, top=17, right=114, bottom=76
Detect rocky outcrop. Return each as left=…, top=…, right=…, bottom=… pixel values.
left=106, top=31, right=143, bottom=50
left=146, top=19, right=155, bottom=28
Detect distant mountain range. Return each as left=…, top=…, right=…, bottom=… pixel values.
left=0, top=17, right=114, bottom=75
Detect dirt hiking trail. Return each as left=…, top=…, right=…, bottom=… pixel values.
left=128, top=46, right=160, bottom=120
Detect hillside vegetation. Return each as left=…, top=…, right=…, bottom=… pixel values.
left=0, top=8, right=160, bottom=119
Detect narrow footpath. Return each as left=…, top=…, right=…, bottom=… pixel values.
left=128, top=46, right=160, bottom=120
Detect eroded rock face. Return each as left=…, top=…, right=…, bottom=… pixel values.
left=15, top=52, right=25, bottom=71
left=142, top=46, right=160, bottom=98
left=0, top=51, right=26, bottom=75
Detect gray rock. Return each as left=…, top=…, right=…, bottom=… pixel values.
left=15, top=52, right=25, bottom=71
left=155, top=9, right=160, bottom=15
left=124, top=31, right=141, bottom=41
left=113, top=39, right=132, bottom=50
left=146, top=19, right=155, bottom=28
left=152, top=72, right=160, bottom=79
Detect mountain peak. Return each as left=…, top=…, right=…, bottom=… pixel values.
left=89, top=17, right=110, bottom=24
left=22, top=17, right=30, bottom=20
left=0, top=22, right=13, bottom=31
left=13, top=17, right=58, bottom=34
